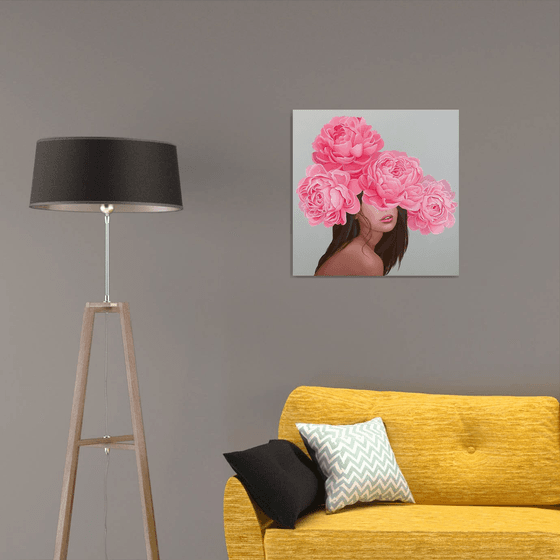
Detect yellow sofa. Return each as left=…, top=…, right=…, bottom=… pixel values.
left=223, top=386, right=560, bottom=560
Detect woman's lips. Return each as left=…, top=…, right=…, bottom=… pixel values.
left=380, top=216, right=393, bottom=222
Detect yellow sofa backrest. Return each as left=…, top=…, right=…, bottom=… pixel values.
left=278, top=386, right=560, bottom=506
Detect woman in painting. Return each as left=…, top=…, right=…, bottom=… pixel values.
left=297, top=115, right=457, bottom=277
left=314, top=195, right=408, bottom=276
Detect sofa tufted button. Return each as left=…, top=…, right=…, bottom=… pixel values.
left=467, top=446, right=475, bottom=454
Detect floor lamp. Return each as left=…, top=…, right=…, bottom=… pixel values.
left=30, top=137, right=183, bottom=560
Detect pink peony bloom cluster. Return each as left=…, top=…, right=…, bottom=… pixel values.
left=311, top=116, right=384, bottom=177
left=297, top=115, right=457, bottom=233
left=297, top=164, right=361, bottom=227
left=407, top=175, right=458, bottom=235
left=359, top=150, right=424, bottom=212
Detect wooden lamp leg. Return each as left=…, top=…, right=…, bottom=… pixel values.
left=120, top=302, right=160, bottom=560
left=54, top=302, right=159, bottom=560
left=53, top=305, right=95, bottom=560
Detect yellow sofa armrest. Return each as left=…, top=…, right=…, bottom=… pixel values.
left=223, top=475, right=276, bottom=560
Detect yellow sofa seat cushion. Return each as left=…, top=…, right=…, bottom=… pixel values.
left=278, top=386, right=560, bottom=505
left=264, top=503, right=560, bottom=560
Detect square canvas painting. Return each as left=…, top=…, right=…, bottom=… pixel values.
left=292, top=110, right=459, bottom=276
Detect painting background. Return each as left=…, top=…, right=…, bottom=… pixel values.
left=293, top=109, right=459, bottom=276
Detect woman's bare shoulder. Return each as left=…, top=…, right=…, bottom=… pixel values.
left=315, top=243, right=384, bottom=276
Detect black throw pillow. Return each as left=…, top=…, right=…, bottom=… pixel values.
left=223, top=439, right=325, bottom=529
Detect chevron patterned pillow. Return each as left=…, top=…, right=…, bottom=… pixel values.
left=296, top=417, right=415, bottom=513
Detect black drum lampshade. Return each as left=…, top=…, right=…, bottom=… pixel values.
left=30, top=137, right=182, bottom=212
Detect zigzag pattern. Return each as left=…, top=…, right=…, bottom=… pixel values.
left=296, top=418, right=414, bottom=513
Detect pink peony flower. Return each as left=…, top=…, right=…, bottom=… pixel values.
left=359, top=150, right=424, bottom=211
left=407, top=175, right=458, bottom=234
left=297, top=164, right=361, bottom=227
left=311, top=116, right=384, bottom=177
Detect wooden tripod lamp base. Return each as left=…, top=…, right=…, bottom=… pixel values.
left=54, top=302, right=159, bottom=560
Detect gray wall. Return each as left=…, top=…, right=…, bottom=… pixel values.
left=0, top=1, right=557, bottom=559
